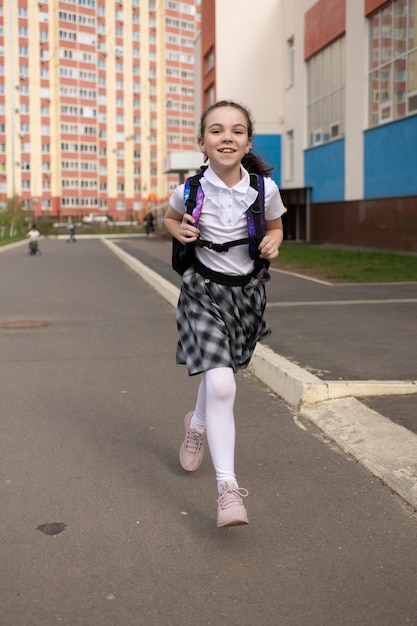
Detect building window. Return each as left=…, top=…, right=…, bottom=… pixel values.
left=205, top=47, right=214, bottom=74
left=306, top=36, right=345, bottom=147
left=205, top=84, right=215, bottom=109
left=287, top=36, right=294, bottom=87
left=368, top=0, right=417, bottom=127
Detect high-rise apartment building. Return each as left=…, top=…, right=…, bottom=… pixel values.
left=0, top=0, right=200, bottom=221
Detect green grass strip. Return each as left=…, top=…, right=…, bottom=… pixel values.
left=272, top=245, right=417, bottom=283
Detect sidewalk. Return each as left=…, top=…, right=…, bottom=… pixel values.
left=106, top=235, right=417, bottom=510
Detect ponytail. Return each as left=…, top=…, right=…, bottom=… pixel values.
left=242, top=152, right=274, bottom=177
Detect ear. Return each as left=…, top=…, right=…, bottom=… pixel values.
left=197, top=137, right=207, bottom=160
left=197, top=136, right=205, bottom=153
left=246, top=138, right=253, bottom=153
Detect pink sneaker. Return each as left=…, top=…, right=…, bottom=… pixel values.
left=217, top=481, right=249, bottom=527
left=179, top=412, right=205, bottom=471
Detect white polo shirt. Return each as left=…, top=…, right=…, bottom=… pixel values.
left=169, top=165, right=285, bottom=275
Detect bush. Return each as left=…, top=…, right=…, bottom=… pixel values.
left=0, top=197, right=30, bottom=243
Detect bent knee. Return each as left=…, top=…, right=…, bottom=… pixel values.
left=205, top=367, right=236, bottom=402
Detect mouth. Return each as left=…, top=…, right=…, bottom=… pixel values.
left=218, top=148, right=235, bottom=154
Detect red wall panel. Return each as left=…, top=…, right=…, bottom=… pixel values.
left=304, top=0, right=346, bottom=60
left=201, top=0, right=216, bottom=101
left=365, top=0, right=389, bottom=16
left=201, top=0, right=215, bottom=57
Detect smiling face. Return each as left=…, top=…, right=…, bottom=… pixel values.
left=198, top=105, right=252, bottom=182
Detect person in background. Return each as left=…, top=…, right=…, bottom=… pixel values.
left=26, top=223, right=40, bottom=255
left=164, top=100, right=285, bottom=528
left=144, top=210, right=155, bottom=235
left=67, top=217, right=76, bottom=243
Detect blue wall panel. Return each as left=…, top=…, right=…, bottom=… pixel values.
left=364, top=116, right=417, bottom=198
left=252, top=134, right=281, bottom=186
left=304, top=139, right=345, bottom=202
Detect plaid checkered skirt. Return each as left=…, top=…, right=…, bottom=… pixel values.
left=176, top=266, right=271, bottom=376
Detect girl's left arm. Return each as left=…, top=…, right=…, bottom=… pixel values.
left=258, top=217, right=284, bottom=260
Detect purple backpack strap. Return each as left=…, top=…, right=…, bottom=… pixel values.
left=246, top=174, right=266, bottom=261
left=183, top=171, right=205, bottom=226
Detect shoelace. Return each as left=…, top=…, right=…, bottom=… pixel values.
left=217, top=484, right=249, bottom=510
left=185, top=429, right=204, bottom=454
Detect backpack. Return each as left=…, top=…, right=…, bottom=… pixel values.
left=172, top=168, right=268, bottom=276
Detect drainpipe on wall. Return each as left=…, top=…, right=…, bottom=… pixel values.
left=305, top=187, right=311, bottom=243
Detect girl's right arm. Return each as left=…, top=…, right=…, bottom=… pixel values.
left=164, top=206, right=183, bottom=241
left=164, top=207, right=200, bottom=244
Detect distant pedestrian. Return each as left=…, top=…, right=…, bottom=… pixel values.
left=164, top=100, right=285, bottom=527
left=26, top=223, right=40, bottom=255
left=144, top=210, right=155, bottom=235
left=67, top=217, right=76, bottom=242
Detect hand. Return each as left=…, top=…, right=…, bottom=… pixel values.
left=178, top=214, right=199, bottom=244
left=258, top=235, right=280, bottom=260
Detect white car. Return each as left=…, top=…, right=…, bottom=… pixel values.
left=82, top=213, right=109, bottom=224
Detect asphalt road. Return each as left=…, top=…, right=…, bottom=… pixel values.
left=1, top=237, right=417, bottom=626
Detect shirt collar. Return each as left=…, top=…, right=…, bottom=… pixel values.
left=200, top=165, right=258, bottom=206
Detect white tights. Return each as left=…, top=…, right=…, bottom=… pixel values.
left=190, top=367, right=237, bottom=491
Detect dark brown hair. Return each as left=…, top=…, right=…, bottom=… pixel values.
left=198, top=100, right=273, bottom=176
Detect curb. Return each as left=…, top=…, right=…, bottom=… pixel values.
left=103, top=238, right=179, bottom=308
left=301, top=397, right=417, bottom=511
left=249, top=343, right=417, bottom=408
left=104, top=237, right=417, bottom=511
left=0, top=239, right=29, bottom=253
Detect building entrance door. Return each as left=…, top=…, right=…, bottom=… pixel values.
left=279, top=187, right=311, bottom=242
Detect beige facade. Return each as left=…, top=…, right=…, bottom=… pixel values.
left=211, top=0, right=283, bottom=137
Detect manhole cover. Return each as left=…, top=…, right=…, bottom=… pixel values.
left=0, top=320, right=52, bottom=330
